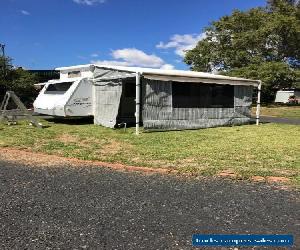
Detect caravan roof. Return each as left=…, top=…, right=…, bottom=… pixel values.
left=56, top=64, right=260, bottom=86
left=34, top=77, right=80, bottom=86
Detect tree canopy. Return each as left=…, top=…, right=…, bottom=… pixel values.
left=0, top=56, right=38, bottom=106
left=184, top=0, right=300, bottom=102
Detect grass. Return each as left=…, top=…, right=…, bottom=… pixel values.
left=0, top=119, right=299, bottom=186
left=252, top=105, right=300, bottom=119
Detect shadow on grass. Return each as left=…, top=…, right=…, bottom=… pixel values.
left=44, top=116, right=94, bottom=125
left=249, top=118, right=270, bottom=124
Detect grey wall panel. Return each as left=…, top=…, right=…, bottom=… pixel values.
left=142, top=79, right=253, bottom=130
left=93, top=67, right=135, bottom=80
left=143, top=118, right=250, bottom=130
left=93, top=80, right=122, bottom=128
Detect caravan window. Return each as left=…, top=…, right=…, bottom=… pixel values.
left=45, top=82, right=73, bottom=94
left=68, top=71, right=81, bottom=78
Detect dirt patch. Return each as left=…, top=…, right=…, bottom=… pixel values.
left=57, top=134, right=101, bottom=149
left=251, top=176, right=266, bottom=182
left=100, top=140, right=123, bottom=155
left=0, top=147, right=71, bottom=167
left=0, top=148, right=294, bottom=188
left=174, top=158, right=209, bottom=169
left=217, top=170, right=237, bottom=178
left=57, top=134, right=79, bottom=144
left=266, top=176, right=290, bottom=183
left=0, top=147, right=175, bottom=175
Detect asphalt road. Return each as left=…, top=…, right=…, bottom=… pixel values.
left=0, top=161, right=299, bottom=249
left=259, top=116, right=300, bottom=125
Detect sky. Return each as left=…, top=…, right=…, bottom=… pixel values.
left=1, top=0, right=266, bottom=70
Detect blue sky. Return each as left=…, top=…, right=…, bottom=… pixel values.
left=1, top=0, right=266, bottom=70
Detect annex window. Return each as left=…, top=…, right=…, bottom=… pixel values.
left=172, top=82, right=234, bottom=108
left=44, top=82, right=73, bottom=94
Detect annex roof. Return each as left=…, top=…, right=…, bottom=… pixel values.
left=56, top=64, right=260, bottom=86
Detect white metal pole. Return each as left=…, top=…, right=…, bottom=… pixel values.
left=135, top=72, right=141, bottom=135
left=256, top=80, right=262, bottom=125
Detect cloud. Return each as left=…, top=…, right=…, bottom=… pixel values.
left=90, top=60, right=131, bottom=66
left=20, top=10, right=30, bottom=15
left=92, top=48, right=174, bottom=69
left=160, top=64, right=175, bottom=70
left=112, top=48, right=164, bottom=67
left=90, top=53, right=99, bottom=58
left=156, top=32, right=206, bottom=57
left=73, top=0, right=106, bottom=6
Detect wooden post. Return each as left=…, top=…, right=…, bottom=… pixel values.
left=256, top=80, right=262, bottom=125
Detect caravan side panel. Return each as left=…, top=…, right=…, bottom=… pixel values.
left=65, top=79, right=93, bottom=116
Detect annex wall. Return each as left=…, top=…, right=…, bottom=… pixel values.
left=142, top=79, right=253, bottom=130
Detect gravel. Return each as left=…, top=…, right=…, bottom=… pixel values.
left=0, top=161, right=299, bottom=249
left=255, top=116, right=300, bottom=125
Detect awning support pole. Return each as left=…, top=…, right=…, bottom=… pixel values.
left=135, top=72, right=141, bottom=135
left=256, top=80, right=262, bottom=126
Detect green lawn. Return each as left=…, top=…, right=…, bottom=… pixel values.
left=252, top=106, right=300, bottom=119
left=0, top=119, right=299, bottom=186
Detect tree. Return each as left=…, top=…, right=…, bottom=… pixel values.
left=0, top=55, right=38, bottom=106
left=226, top=62, right=298, bottom=102
left=267, top=0, right=300, bottom=10
left=184, top=0, right=300, bottom=102
left=0, top=56, right=13, bottom=80
left=9, top=68, right=38, bottom=105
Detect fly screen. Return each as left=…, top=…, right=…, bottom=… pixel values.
left=172, top=82, right=234, bottom=108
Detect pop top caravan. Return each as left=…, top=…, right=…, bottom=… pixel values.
left=34, top=64, right=261, bottom=133
left=33, top=65, right=94, bottom=117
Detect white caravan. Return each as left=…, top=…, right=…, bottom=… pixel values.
left=33, top=65, right=94, bottom=117
left=275, top=89, right=300, bottom=103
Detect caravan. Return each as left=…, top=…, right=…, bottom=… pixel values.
left=33, top=65, right=93, bottom=117
left=34, top=64, right=261, bottom=132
